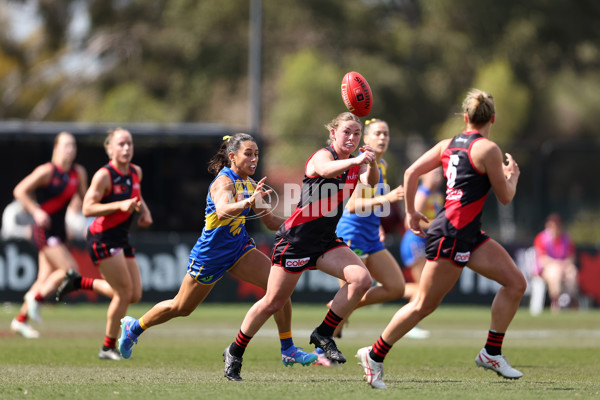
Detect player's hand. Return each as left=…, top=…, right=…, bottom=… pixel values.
left=357, top=146, right=377, bottom=165
left=503, top=153, right=520, bottom=181
left=120, top=198, right=141, bottom=213
left=33, top=208, right=51, bottom=229
left=249, top=177, right=273, bottom=209
left=407, top=210, right=429, bottom=238
left=386, top=185, right=404, bottom=203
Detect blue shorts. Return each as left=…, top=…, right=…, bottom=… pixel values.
left=400, top=230, right=426, bottom=267
left=345, top=235, right=385, bottom=259
left=187, top=239, right=255, bottom=284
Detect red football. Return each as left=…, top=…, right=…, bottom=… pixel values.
left=341, top=71, right=373, bottom=117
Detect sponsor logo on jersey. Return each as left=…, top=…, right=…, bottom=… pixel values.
left=446, top=188, right=463, bottom=201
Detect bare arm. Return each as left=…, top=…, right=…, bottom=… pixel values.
left=74, top=163, right=89, bottom=199
left=306, top=149, right=361, bottom=178
left=404, top=140, right=448, bottom=237
left=132, top=165, right=153, bottom=228
left=82, top=169, right=140, bottom=217
left=212, top=175, right=274, bottom=221
left=13, top=163, right=53, bottom=228
left=346, top=183, right=404, bottom=213
left=473, top=140, right=519, bottom=205
left=306, top=146, right=377, bottom=180
left=248, top=177, right=285, bottom=231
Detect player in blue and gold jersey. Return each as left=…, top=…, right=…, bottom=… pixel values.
left=118, top=133, right=317, bottom=369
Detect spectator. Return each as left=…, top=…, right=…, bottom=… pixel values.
left=533, top=213, right=579, bottom=312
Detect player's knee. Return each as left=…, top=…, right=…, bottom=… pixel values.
left=355, top=271, right=373, bottom=294
left=262, top=298, right=286, bottom=316
left=388, top=283, right=405, bottom=300
left=513, top=274, right=527, bottom=297
left=129, top=291, right=142, bottom=304
left=414, top=301, right=438, bottom=317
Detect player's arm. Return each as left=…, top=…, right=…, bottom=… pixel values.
left=404, top=140, right=447, bottom=236
left=211, top=175, right=266, bottom=220
left=13, top=163, right=53, bottom=228
left=83, top=169, right=140, bottom=217
left=247, top=177, right=284, bottom=231
left=307, top=148, right=375, bottom=179
left=475, top=140, right=519, bottom=205
left=132, top=165, right=153, bottom=228
left=347, top=184, right=403, bottom=214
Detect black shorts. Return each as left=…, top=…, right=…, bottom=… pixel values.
left=271, top=236, right=347, bottom=273
left=32, top=224, right=67, bottom=251
left=86, top=231, right=135, bottom=265
left=425, top=231, right=489, bottom=267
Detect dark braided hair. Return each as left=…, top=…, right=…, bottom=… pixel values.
left=207, top=133, right=256, bottom=176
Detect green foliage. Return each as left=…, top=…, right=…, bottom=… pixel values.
left=1, top=0, right=600, bottom=235
left=546, top=69, right=600, bottom=137
left=437, top=60, right=530, bottom=147
left=267, top=49, right=341, bottom=165
left=80, top=83, right=175, bottom=122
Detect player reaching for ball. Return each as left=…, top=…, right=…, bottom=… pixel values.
left=324, top=118, right=408, bottom=348
left=356, top=89, right=526, bottom=389
left=117, top=134, right=317, bottom=367
left=222, top=112, right=379, bottom=381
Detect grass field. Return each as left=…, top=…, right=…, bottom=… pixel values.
left=1, top=302, right=599, bottom=399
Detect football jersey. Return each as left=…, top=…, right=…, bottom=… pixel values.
left=88, top=161, right=140, bottom=242
left=428, top=131, right=491, bottom=240
left=277, top=146, right=361, bottom=252
left=190, top=166, right=254, bottom=267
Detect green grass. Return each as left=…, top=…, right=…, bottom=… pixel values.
left=1, top=302, right=599, bottom=399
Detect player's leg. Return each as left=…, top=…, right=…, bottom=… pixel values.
left=469, top=239, right=526, bottom=379
left=230, top=249, right=317, bottom=366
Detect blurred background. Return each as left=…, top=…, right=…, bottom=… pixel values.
left=0, top=0, right=599, bottom=307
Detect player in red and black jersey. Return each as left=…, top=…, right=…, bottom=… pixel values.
left=10, top=132, right=88, bottom=339
left=223, top=112, right=380, bottom=381
left=357, top=89, right=527, bottom=389
left=56, top=128, right=152, bottom=360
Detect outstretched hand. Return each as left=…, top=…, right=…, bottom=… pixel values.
left=248, top=176, right=273, bottom=208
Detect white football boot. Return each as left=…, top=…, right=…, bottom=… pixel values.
left=356, top=347, right=387, bottom=389
left=475, top=348, right=523, bottom=379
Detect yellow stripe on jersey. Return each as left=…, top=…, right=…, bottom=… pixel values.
left=204, top=210, right=247, bottom=235
left=204, top=178, right=254, bottom=236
